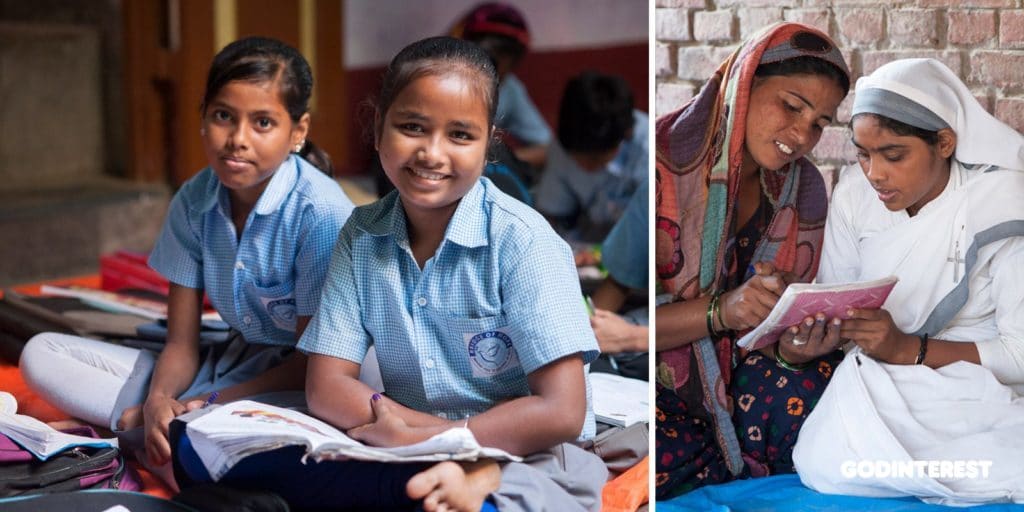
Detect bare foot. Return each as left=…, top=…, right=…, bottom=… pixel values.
left=407, top=460, right=501, bottom=512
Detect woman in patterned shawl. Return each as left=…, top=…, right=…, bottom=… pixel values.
left=654, top=22, right=850, bottom=497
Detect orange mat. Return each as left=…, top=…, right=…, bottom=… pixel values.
left=0, top=363, right=173, bottom=499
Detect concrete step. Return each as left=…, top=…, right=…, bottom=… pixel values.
left=0, top=179, right=169, bottom=286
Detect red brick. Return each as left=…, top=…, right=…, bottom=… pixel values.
left=888, top=9, right=940, bottom=48
left=862, top=50, right=962, bottom=76
left=837, top=8, right=884, bottom=45
left=739, top=8, right=783, bottom=39
left=657, top=8, right=691, bottom=42
left=817, top=164, right=838, bottom=198
left=975, top=94, right=993, bottom=114
left=995, top=97, right=1024, bottom=133
left=836, top=94, right=855, bottom=124
left=917, top=0, right=1013, bottom=7
left=656, top=83, right=697, bottom=117
left=970, top=51, right=1024, bottom=88
left=656, top=0, right=706, bottom=7
left=811, top=126, right=857, bottom=163
left=717, top=0, right=798, bottom=7
left=804, top=0, right=877, bottom=5
left=656, top=43, right=674, bottom=78
left=783, top=8, right=831, bottom=34
left=676, top=46, right=736, bottom=81
left=999, top=10, right=1024, bottom=48
left=693, top=10, right=734, bottom=42
left=948, top=10, right=996, bottom=46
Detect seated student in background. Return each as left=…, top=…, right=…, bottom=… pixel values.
left=175, top=36, right=607, bottom=512
left=535, top=71, right=648, bottom=244
left=453, top=1, right=551, bottom=169
left=19, top=37, right=354, bottom=468
left=589, top=177, right=648, bottom=381
left=794, top=58, right=1024, bottom=505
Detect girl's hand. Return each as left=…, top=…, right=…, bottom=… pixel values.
left=348, top=394, right=436, bottom=447
left=840, top=308, right=917, bottom=364
left=776, top=314, right=843, bottom=365
left=719, top=262, right=787, bottom=331
left=142, top=394, right=186, bottom=466
left=116, top=405, right=143, bottom=431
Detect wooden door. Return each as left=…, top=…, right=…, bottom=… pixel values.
left=122, top=0, right=348, bottom=187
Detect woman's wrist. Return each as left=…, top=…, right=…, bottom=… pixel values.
left=775, top=339, right=814, bottom=366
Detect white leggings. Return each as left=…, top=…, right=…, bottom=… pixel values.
left=20, top=332, right=386, bottom=429
left=20, top=333, right=146, bottom=427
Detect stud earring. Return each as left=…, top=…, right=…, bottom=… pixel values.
left=294, top=140, right=305, bottom=153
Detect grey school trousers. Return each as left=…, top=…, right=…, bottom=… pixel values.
left=493, top=442, right=608, bottom=512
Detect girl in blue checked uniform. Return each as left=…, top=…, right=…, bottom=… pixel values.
left=173, top=36, right=607, bottom=512
left=20, top=37, right=354, bottom=470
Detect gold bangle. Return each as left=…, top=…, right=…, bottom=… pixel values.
left=706, top=293, right=721, bottom=337
left=715, top=294, right=729, bottom=332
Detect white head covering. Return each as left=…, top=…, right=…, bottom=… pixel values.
left=852, top=58, right=1024, bottom=172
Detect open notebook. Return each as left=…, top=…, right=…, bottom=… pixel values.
left=0, top=392, right=117, bottom=460
left=737, top=276, right=899, bottom=351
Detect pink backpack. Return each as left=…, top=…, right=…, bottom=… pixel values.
left=0, top=425, right=141, bottom=496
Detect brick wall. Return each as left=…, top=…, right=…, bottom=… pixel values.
left=655, top=0, right=1024, bottom=188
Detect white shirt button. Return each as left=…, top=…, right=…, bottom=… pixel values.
left=437, top=412, right=448, bottom=419
left=416, top=297, right=427, bottom=307
left=235, top=261, right=245, bottom=270
left=243, top=315, right=252, bottom=325
left=424, top=358, right=435, bottom=369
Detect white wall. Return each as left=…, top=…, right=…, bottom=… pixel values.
left=344, top=0, right=648, bottom=69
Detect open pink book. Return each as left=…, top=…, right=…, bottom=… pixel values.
left=736, top=276, right=898, bottom=351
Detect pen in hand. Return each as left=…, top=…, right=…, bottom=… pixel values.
left=201, top=391, right=220, bottom=409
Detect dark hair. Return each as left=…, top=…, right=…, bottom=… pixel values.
left=755, top=55, right=851, bottom=96
left=851, top=113, right=941, bottom=145
left=557, top=71, right=634, bottom=153
left=375, top=36, right=499, bottom=139
left=203, top=36, right=333, bottom=176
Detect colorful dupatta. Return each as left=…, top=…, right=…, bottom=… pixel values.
left=654, top=22, right=848, bottom=475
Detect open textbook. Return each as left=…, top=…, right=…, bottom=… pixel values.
left=185, top=400, right=521, bottom=481
left=736, top=276, right=899, bottom=352
left=0, top=392, right=117, bottom=460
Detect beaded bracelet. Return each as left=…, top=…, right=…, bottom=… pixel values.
left=705, top=292, right=722, bottom=337
left=774, top=342, right=811, bottom=372
left=914, top=333, right=929, bottom=365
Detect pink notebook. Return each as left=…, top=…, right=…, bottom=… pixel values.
left=736, top=276, right=898, bottom=351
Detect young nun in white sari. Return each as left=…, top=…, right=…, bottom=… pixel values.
left=792, top=58, right=1024, bottom=505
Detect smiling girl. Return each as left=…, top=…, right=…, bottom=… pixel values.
left=654, top=22, right=851, bottom=496
left=297, top=36, right=604, bottom=511
left=20, top=36, right=354, bottom=471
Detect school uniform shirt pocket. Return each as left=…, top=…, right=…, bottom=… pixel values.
left=252, top=280, right=297, bottom=332
left=446, top=315, right=522, bottom=379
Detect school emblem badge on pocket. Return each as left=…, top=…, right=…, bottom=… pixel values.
left=260, top=296, right=297, bottom=331
left=464, top=328, right=520, bottom=377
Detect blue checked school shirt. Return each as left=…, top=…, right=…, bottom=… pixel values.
left=149, top=154, right=354, bottom=346
left=535, top=110, right=649, bottom=243
left=298, top=177, right=600, bottom=439
left=601, top=176, right=648, bottom=291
